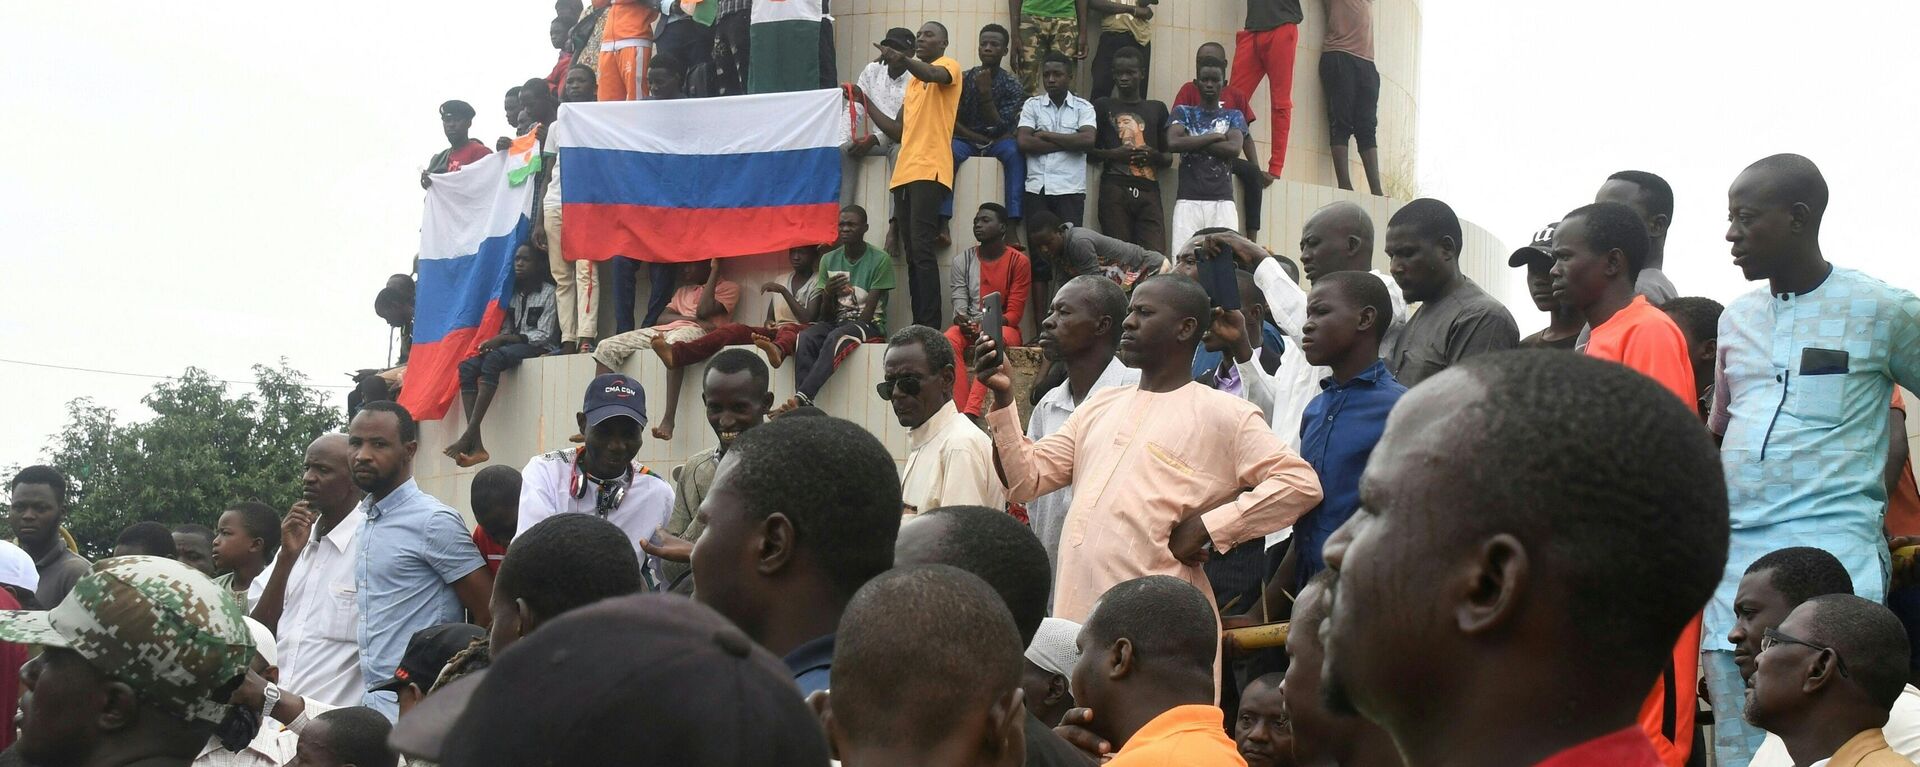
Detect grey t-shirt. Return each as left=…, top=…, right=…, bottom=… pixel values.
left=1385, top=277, right=1520, bottom=387
left=1060, top=225, right=1166, bottom=279
left=1636, top=268, right=1678, bottom=306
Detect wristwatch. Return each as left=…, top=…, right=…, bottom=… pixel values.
left=260, top=681, right=281, bottom=725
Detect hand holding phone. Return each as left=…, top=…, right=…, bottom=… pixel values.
left=1196, top=246, right=1242, bottom=310
left=979, top=292, right=1006, bottom=357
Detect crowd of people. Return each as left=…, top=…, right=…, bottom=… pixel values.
left=7, top=2, right=1920, bottom=767
left=353, top=0, right=1389, bottom=466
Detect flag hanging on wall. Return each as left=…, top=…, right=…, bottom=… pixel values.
left=552, top=88, right=847, bottom=264
left=399, top=151, right=535, bottom=420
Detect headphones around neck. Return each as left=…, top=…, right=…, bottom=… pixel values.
left=569, top=447, right=632, bottom=511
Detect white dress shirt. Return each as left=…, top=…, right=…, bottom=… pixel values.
left=901, top=401, right=1005, bottom=515
left=193, top=718, right=299, bottom=767
left=275, top=509, right=365, bottom=708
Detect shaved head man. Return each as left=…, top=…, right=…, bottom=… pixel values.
left=1705, top=153, right=1920, bottom=767
left=1322, top=350, right=1727, bottom=766
left=254, top=433, right=371, bottom=707
left=1299, top=200, right=1405, bottom=357
left=1595, top=170, right=1679, bottom=304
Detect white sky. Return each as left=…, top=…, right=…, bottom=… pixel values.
left=2, top=1, right=1916, bottom=470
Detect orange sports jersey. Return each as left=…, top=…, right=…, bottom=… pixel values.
left=596, top=0, right=658, bottom=42
left=1585, top=295, right=1696, bottom=405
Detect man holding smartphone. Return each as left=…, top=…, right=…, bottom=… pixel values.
left=946, top=203, right=1032, bottom=417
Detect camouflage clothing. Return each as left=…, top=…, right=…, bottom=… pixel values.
left=1015, top=15, right=1084, bottom=93
left=0, top=555, right=251, bottom=725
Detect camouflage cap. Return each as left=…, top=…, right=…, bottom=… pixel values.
left=0, top=555, right=252, bottom=724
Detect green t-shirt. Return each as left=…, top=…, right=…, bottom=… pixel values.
left=1022, top=0, right=1078, bottom=19
left=817, top=245, right=896, bottom=331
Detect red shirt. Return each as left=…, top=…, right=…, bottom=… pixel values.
left=472, top=527, right=509, bottom=575
left=1173, top=81, right=1257, bottom=124
left=978, top=245, right=1032, bottom=330
left=1536, top=727, right=1664, bottom=767
left=0, top=589, right=21, bottom=750
left=546, top=50, right=571, bottom=96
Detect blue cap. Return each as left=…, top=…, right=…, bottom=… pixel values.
left=583, top=374, right=647, bottom=428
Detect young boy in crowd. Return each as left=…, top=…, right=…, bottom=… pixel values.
left=592, top=259, right=740, bottom=440
left=654, top=245, right=825, bottom=371
left=1508, top=223, right=1583, bottom=350
left=1276, top=271, right=1403, bottom=591
left=945, top=203, right=1031, bottom=417
left=469, top=465, right=521, bottom=576
left=214, top=501, right=282, bottom=612
left=1167, top=55, right=1249, bottom=251
left=1092, top=46, right=1170, bottom=256
left=1173, top=42, right=1269, bottom=240
left=446, top=244, right=561, bottom=467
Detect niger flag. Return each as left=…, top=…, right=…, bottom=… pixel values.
left=748, top=0, right=824, bottom=94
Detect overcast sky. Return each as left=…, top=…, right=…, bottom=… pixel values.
left=2, top=1, right=1915, bottom=471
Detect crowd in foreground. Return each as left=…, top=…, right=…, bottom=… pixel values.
left=5, top=149, right=1920, bottom=767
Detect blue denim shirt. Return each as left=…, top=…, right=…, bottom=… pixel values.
left=1292, top=360, right=1406, bottom=588
left=355, top=478, right=486, bottom=716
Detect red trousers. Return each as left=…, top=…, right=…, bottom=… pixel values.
left=669, top=323, right=805, bottom=368
left=945, top=324, right=1022, bottom=417
left=1232, top=25, right=1299, bottom=177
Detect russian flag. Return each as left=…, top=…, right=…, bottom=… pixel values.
left=399, top=150, right=536, bottom=420
left=552, top=88, right=848, bottom=263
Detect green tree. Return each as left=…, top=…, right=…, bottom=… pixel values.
left=16, top=362, right=341, bottom=558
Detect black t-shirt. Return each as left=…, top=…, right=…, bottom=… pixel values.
left=1245, top=0, right=1305, bottom=30
left=1024, top=714, right=1095, bottom=767
left=1092, top=97, right=1170, bottom=186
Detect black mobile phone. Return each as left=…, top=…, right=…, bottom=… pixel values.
left=979, top=292, right=1006, bottom=358
left=1197, top=246, right=1242, bottom=310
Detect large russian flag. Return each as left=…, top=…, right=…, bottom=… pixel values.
left=552, top=88, right=847, bottom=264
left=399, top=150, right=536, bottom=420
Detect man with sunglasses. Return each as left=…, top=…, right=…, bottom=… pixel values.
left=886, top=326, right=1004, bottom=516
left=1726, top=547, right=1920, bottom=766
left=1745, top=594, right=1920, bottom=767
left=516, top=373, right=674, bottom=586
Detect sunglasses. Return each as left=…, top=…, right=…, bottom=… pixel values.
left=1761, top=627, right=1851, bottom=678
left=876, top=375, right=924, bottom=400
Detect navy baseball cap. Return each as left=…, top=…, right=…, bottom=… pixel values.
left=370, top=623, right=485, bottom=693
left=1507, top=222, right=1559, bottom=269
left=584, top=373, right=647, bottom=428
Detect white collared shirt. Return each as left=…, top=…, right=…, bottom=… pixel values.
left=193, top=718, right=299, bottom=767
left=901, top=401, right=1005, bottom=515
left=276, top=509, right=365, bottom=708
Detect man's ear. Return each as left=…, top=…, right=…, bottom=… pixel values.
left=987, top=687, right=1028, bottom=764
left=1439, top=235, right=1460, bottom=262
left=1606, top=248, right=1628, bottom=279
left=1790, top=202, right=1813, bottom=233
left=1356, top=305, right=1379, bottom=336
left=1648, top=213, right=1671, bottom=240
left=1045, top=671, right=1071, bottom=707
left=99, top=679, right=139, bottom=732
left=758, top=391, right=775, bottom=413
left=515, top=596, right=540, bottom=639
left=1701, top=338, right=1718, bottom=366
left=814, top=690, right=844, bottom=761
left=1803, top=650, right=1842, bottom=695
left=757, top=513, right=797, bottom=576
left=1456, top=534, right=1529, bottom=636
left=1107, top=638, right=1135, bottom=681
left=577, top=412, right=588, bottom=435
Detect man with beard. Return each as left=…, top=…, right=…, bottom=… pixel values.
left=346, top=401, right=493, bottom=719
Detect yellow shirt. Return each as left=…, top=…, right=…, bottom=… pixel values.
left=987, top=382, right=1322, bottom=622
left=889, top=56, right=964, bottom=189
left=1107, top=705, right=1247, bottom=767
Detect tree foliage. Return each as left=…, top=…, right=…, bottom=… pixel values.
left=11, top=363, right=340, bottom=558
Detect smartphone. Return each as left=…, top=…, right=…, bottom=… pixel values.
left=979, top=292, right=1006, bottom=359
left=1197, top=246, right=1242, bottom=310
